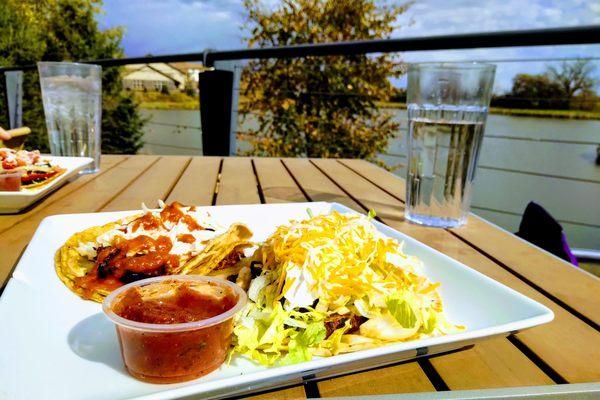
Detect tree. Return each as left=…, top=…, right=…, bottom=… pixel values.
left=0, top=0, right=145, bottom=154
left=547, top=59, right=596, bottom=99
left=239, top=0, right=410, bottom=161
left=503, top=73, right=566, bottom=109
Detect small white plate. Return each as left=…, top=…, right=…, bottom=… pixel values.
left=0, top=202, right=553, bottom=400
left=0, top=155, right=94, bottom=213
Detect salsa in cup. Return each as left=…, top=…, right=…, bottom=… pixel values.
left=103, top=275, right=246, bottom=383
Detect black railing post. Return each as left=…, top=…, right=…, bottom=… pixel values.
left=199, top=69, right=234, bottom=156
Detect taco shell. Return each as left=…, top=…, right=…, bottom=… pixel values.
left=55, top=214, right=253, bottom=303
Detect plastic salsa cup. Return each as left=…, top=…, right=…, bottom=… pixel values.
left=102, top=275, right=247, bottom=384
left=0, top=169, right=23, bottom=191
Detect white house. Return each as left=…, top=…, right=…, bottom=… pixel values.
left=122, top=63, right=205, bottom=92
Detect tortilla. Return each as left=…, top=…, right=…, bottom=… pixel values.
left=55, top=213, right=253, bottom=303
left=22, top=168, right=66, bottom=190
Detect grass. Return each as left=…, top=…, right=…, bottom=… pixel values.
left=376, top=101, right=600, bottom=120
left=488, top=107, right=600, bottom=120
left=133, top=91, right=199, bottom=110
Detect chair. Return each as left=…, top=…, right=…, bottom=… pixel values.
left=515, top=202, right=578, bottom=266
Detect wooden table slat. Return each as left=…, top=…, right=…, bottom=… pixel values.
left=253, top=158, right=306, bottom=203
left=101, top=156, right=190, bottom=212
left=340, top=159, right=600, bottom=327
left=216, top=158, right=261, bottom=205
left=165, top=156, right=221, bottom=206
left=318, top=362, right=436, bottom=397
left=428, top=338, right=554, bottom=390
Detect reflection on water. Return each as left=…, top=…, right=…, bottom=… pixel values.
left=139, top=109, right=600, bottom=249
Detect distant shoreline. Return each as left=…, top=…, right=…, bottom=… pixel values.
left=136, top=95, right=600, bottom=120
left=375, top=102, right=600, bottom=120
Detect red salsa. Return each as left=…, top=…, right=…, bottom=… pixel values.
left=110, top=279, right=239, bottom=383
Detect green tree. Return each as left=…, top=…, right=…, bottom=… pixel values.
left=0, top=0, right=145, bottom=154
left=239, top=0, right=409, bottom=161
left=508, top=73, right=566, bottom=109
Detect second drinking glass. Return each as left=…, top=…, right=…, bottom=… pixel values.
left=38, top=61, right=102, bottom=174
left=405, top=63, right=496, bottom=228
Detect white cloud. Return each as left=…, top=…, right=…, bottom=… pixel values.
left=98, top=0, right=600, bottom=91
left=391, top=0, right=600, bottom=92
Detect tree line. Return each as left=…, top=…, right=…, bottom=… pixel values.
left=492, top=59, right=597, bottom=111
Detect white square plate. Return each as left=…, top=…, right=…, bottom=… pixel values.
left=0, top=202, right=553, bottom=400
left=0, top=155, right=94, bottom=213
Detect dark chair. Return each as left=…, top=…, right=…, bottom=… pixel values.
left=515, top=202, right=578, bottom=266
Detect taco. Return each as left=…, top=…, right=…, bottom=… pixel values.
left=55, top=201, right=253, bottom=302
left=0, top=148, right=66, bottom=191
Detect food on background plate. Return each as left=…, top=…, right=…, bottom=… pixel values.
left=233, top=210, right=463, bottom=365
left=103, top=275, right=246, bottom=383
left=55, top=201, right=253, bottom=302
left=0, top=148, right=66, bottom=191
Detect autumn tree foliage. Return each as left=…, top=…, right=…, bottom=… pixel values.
left=239, top=0, right=410, bottom=160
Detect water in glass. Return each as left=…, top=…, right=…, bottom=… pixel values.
left=40, top=74, right=101, bottom=174
left=406, top=104, right=487, bottom=228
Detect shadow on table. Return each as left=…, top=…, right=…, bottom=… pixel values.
left=68, top=312, right=128, bottom=376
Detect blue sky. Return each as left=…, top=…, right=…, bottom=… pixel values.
left=97, top=0, right=600, bottom=92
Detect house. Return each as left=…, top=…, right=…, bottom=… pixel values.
left=122, top=62, right=205, bottom=92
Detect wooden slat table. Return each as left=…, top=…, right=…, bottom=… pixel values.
left=1, top=155, right=598, bottom=399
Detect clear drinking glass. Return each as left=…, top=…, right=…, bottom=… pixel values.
left=405, top=63, right=496, bottom=228
left=38, top=62, right=102, bottom=174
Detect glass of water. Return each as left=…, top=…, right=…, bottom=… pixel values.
left=38, top=62, right=102, bottom=174
left=405, top=63, right=496, bottom=228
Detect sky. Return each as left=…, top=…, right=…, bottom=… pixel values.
left=97, top=0, right=600, bottom=92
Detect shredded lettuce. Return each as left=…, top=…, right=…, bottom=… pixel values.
left=233, top=211, right=463, bottom=366
left=386, top=294, right=418, bottom=329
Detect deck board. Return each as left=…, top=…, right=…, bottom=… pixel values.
left=101, top=156, right=190, bottom=211
left=165, top=156, right=221, bottom=205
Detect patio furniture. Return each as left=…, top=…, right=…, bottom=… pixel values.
left=0, top=155, right=598, bottom=398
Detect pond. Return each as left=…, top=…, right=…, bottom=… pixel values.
left=139, top=108, right=600, bottom=250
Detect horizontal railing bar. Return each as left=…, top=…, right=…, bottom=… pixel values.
left=0, top=52, right=207, bottom=72
left=142, top=142, right=202, bottom=151
left=1, top=25, right=599, bottom=72
left=471, top=205, right=600, bottom=228
left=205, top=25, right=600, bottom=66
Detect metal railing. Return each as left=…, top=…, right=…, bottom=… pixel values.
left=1, top=24, right=599, bottom=152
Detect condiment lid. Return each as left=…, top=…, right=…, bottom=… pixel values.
left=102, top=275, right=247, bottom=332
